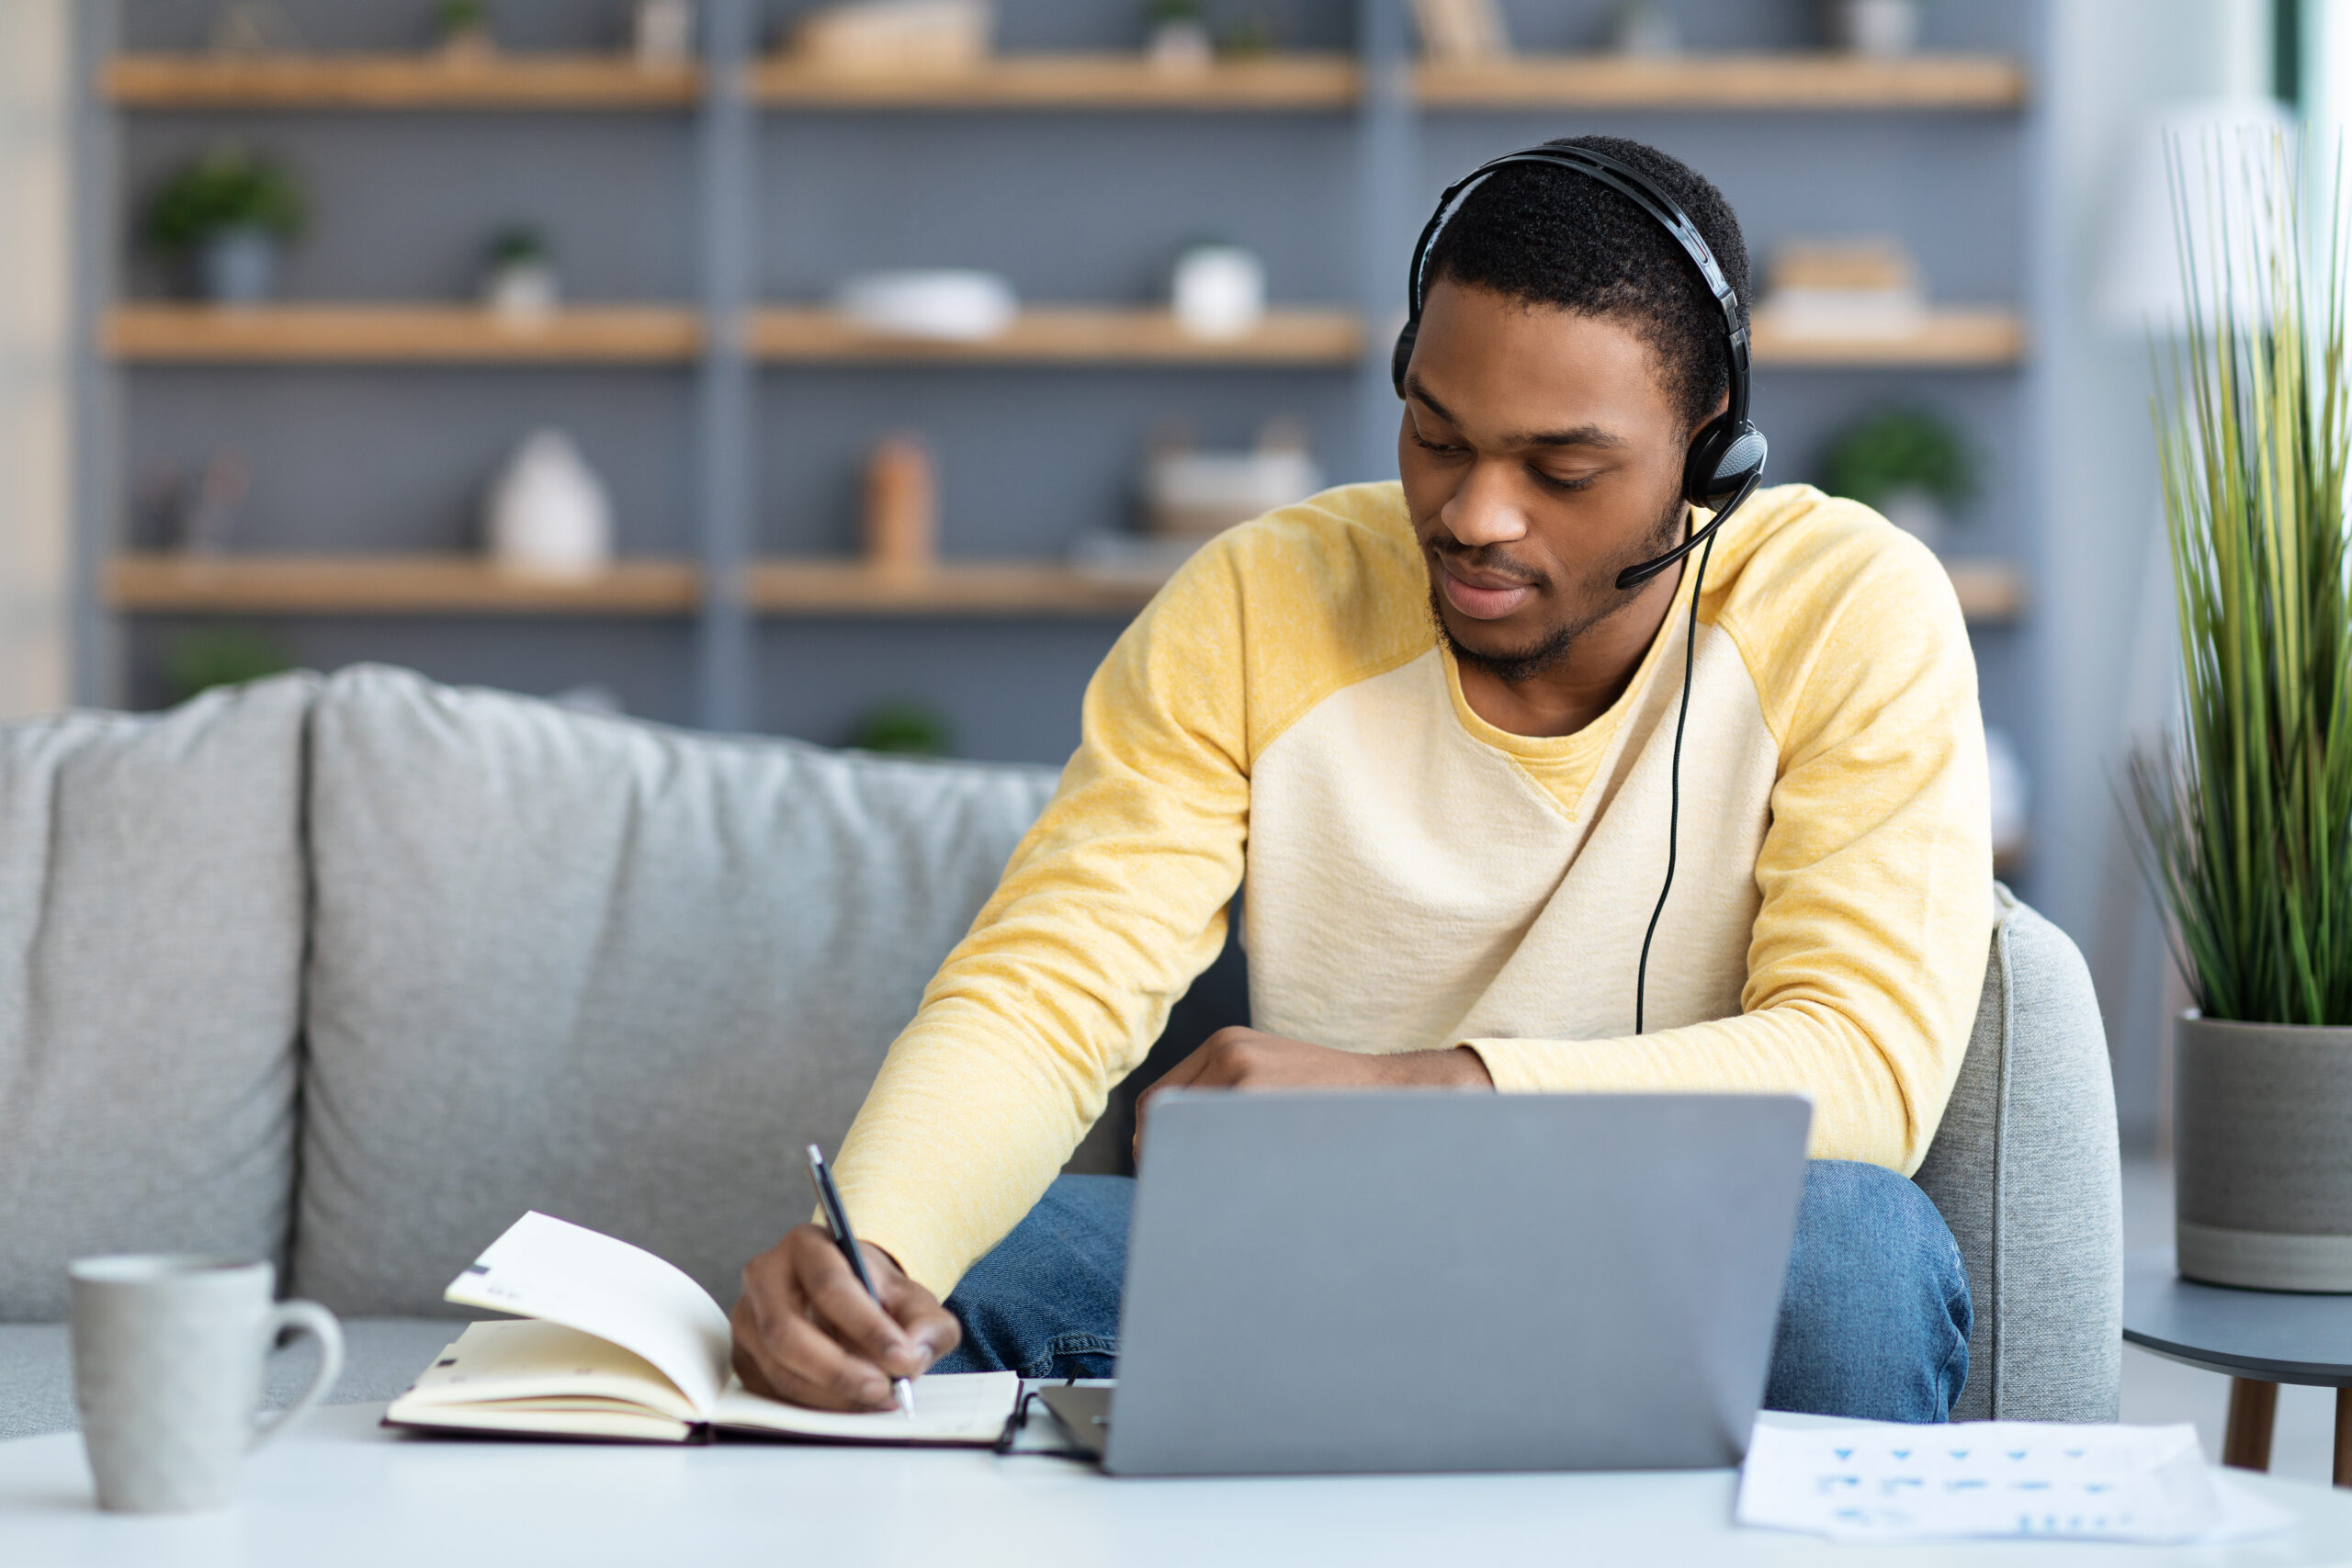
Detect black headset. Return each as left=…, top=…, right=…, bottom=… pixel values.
left=1396, top=143, right=1770, bottom=1032
left=1392, top=142, right=1769, bottom=592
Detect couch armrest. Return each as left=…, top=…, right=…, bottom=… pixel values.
left=1914, top=885, right=2122, bottom=1422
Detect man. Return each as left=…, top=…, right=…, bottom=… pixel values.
left=732, top=135, right=1989, bottom=1425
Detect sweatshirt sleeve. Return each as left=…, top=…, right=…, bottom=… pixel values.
left=828, top=546, right=1254, bottom=1299
left=1462, top=523, right=1995, bottom=1175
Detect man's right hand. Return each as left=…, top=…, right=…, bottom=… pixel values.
left=730, top=1224, right=961, bottom=1412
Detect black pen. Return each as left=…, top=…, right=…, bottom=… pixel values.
left=805, top=1144, right=916, bottom=1416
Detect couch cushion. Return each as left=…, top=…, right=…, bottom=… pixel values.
left=0, top=675, right=314, bottom=1320
left=1914, top=884, right=2122, bottom=1422
left=294, top=666, right=1059, bottom=1315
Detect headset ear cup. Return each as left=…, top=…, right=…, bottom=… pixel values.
left=1390, top=322, right=1417, bottom=397
left=1682, top=417, right=1767, bottom=509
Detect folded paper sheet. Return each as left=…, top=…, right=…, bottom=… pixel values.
left=1737, top=1419, right=2296, bottom=1544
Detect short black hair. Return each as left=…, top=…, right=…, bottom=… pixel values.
left=1422, top=135, right=1748, bottom=429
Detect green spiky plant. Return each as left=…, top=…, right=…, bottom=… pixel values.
left=2127, top=132, right=2352, bottom=1027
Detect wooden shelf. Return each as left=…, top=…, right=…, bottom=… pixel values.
left=107, top=552, right=2023, bottom=625
left=107, top=555, right=702, bottom=615
left=105, top=305, right=702, bottom=365
left=752, top=52, right=1358, bottom=109
left=102, top=303, right=2008, bottom=369
left=103, top=50, right=2026, bottom=115
left=104, top=53, right=701, bottom=109
left=749, top=307, right=1361, bottom=365
left=748, top=561, right=1153, bottom=615
left=1945, top=558, right=2028, bottom=624
left=1415, top=52, right=2027, bottom=110
left=1751, top=309, right=2025, bottom=367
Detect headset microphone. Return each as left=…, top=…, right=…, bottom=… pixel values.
left=1396, top=142, right=1770, bottom=1035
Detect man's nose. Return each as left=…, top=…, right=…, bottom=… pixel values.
left=1439, top=460, right=1533, bottom=548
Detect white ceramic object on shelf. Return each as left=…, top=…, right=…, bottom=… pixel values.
left=1171, top=244, right=1266, bottom=340
left=486, top=429, right=614, bottom=579
left=70, top=1255, right=343, bottom=1514
left=1827, top=0, right=1919, bottom=56
left=1148, top=17, right=1215, bottom=73
left=484, top=258, right=560, bottom=323
left=634, top=0, right=694, bottom=66
left=835, top=270, right=1017, bottom=341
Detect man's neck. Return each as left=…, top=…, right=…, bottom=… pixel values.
left=1454, top=560, right=1685, bottom=739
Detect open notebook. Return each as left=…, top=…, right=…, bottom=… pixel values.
left=384, top=1212, right=1018, bottom=1446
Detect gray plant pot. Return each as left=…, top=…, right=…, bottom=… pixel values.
left=196, top=227, right=278, bottom=306
left=2177, top=1012, right=2352, bottom=1291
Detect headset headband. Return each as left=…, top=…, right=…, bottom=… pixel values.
left=1403, top=144, right=1751, bottom=430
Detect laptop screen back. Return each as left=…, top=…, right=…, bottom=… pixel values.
left=1106, top=1090, right=1812, bottom=1476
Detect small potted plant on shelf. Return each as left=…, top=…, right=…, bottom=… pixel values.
left=435, top=0, right=496, bottom=61
left=481, top=225, right=559, bottom=323
left=2130, top=134, right=2352, bottom=1292
left=1145, top=0, right=1214, bottom=73
left=1820, top=407, right=1974, bottom=552
left=144, top=144, right=306, bottom=306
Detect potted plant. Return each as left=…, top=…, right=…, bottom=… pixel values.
left=481, top=225, right=559, bottom=322
left=435, top=0, right=495, bottom=60
left=1821, top=407, right=1974, bottom=551
left=1145, top=0, right=1213, bottom=72
left=144, top=144, right=306, bottom=306
left=2130, top=138, right=2352, bottom=1292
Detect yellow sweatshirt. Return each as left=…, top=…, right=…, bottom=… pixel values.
left=834, top=480, right=1995, bottom=1300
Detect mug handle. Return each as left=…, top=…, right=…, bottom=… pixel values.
left=250, top=1299, right=345, bottom=1450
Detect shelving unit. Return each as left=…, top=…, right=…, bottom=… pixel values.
left=79, top=0, right=2045, bottom=803
left=103, top=50, right=2029, bottom=117
left=104, top=52, right=702, bottom=109
left=745, top=560, right=1161, bottom=615
left=753, top=53, right=1360, bottom=110
left=1748, top=309, right=2025, bottom=368
left=746, top=307, right=1362, bottom=366
left=1412, top=52, right=2028, bottom=109
left=104, top=551, right=2028, bottom=625
left=107, top=554, right=700, bottom=614
left=105, top=304, right=704, bottom=363
left=100, top=303, right=2019, bottom=369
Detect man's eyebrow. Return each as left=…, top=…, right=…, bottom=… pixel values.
left=1518, top=424, right=1630, bottom=450
left=1402, top=377, right=1629, bottom=451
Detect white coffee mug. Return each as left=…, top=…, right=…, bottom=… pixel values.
left=69, top=1255, right=344, bottom=1513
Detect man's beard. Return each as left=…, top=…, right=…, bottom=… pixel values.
left=1429, top=495, right=1690, bottom=687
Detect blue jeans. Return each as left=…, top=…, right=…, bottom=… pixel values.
left=934, top=1159, right=1971, bottom=1423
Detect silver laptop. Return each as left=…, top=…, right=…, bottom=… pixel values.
left=1040, top=1089, right=1811, bottom=1476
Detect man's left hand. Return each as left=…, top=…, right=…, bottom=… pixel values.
left=1134, top=1027, right=1492, bottom=1152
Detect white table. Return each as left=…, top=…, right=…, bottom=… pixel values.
left=7, top=1404, right=2352, bottom=1568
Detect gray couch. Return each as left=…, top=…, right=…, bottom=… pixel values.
left=0, top=665, right=2121, bottom=1438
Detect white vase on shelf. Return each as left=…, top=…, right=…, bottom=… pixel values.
left=486, top=430, right=613, bottom=580
left=1171, top=243, right=1265, bottom=340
